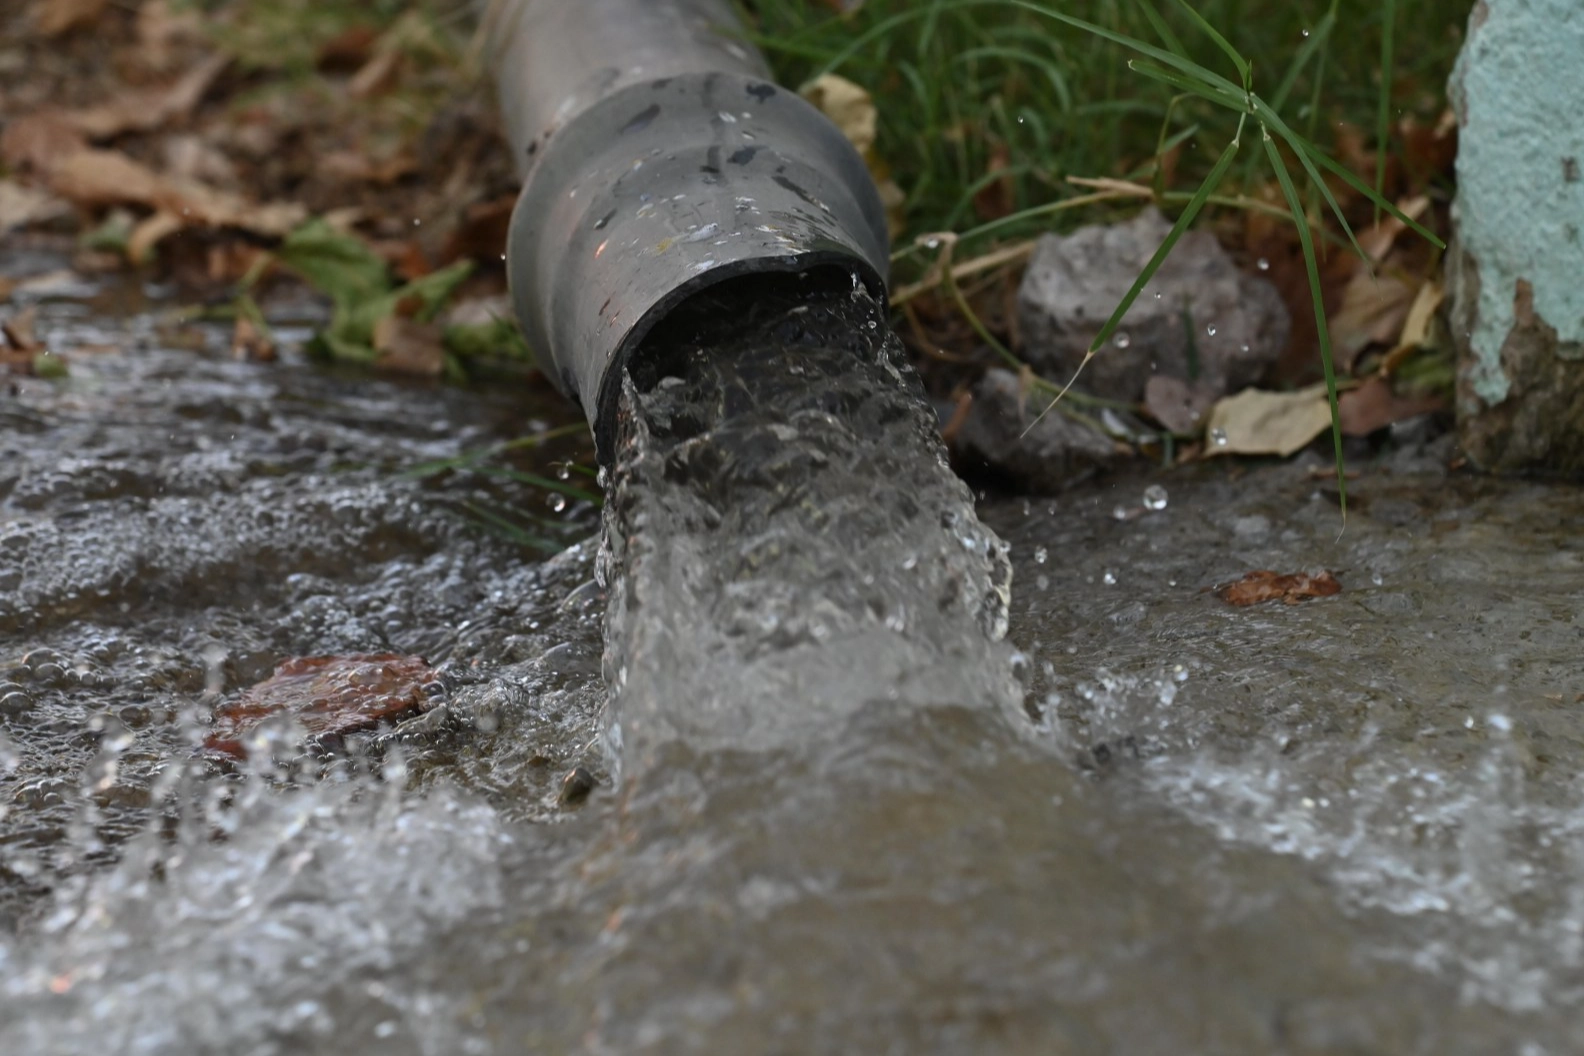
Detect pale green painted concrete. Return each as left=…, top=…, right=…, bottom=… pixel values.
left=1450, top=0, right=1584, bottom=404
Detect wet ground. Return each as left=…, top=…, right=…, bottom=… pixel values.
left=2, top=257, right=1583, bottom=1054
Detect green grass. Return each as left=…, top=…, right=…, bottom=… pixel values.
left=744, top=0, right=1461, bottom=254
left=742, top=0, right=1465, bottom=512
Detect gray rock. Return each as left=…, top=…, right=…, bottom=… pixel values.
left=1448, top=0, right=1584, bottom=475
left=1016, top=207, right=1288, bottom=402
left=954, top=368, right=1126, bottom=492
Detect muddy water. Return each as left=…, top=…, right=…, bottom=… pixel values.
left=2, top=258, right=1583, bottom=1054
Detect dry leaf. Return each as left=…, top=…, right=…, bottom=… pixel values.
left=1358, top=195, right=1430, bottom=263
left=0, top=180, right=71, bottom=234
left=66, top=53, right=228, bottom=139
left=47, top=148, right=167, bottom=206
left=1381, top=281, right=1445, bottom=375
left=32, top=0, right=108, bottom=37
left=136, top=0, right=204, bottom=72
left=204, top=654, right=437, bottom=759
left=2, top=306, right=42, bottom=353
left=0, top=112, right=89, bottom=172
left=1203, top=384, right=1334, bottom=458
left=1217, top=570, right=1342, bottom=606
left=1144, top=374, right=1219, bottom=435
left=800, top=73, right=876, bottom=154
left=1336, top=376, right=1445, bottom=436
left=1331, top=271, right=1418, bottom=370
left=127, top=211, right=185, bottom=265
left=231, top=315, right=276, bottom=362
left=46, top=147, right=306, bottom=249
left=372, top=315, right=445, bottom=376
left=349, top=47, right=403, bottom=99
left=800, top=73, right=905, bottom=237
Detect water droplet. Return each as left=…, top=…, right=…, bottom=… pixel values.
left=1034, top=547, right=1048, bottom=564
left=1301, top=27, right=1311, bottom=37
left=1102, top=570, right=1117, bottom=585
left=1112, top=503, right=1131, bottom=521
left=1113, top=332, right=1131, bottom=349
left=1142, top=484, right=1168, bottom=511
left=548, top=494, right=567, bottom=513
left=1257, top=257, right=1271, bottom=271
left=1017, top=115, right=1026, bottom=124
left=1371, top=571, right=1384, bottom=586
left=1206, top=324, right=1218, bottom=337
left=1036, top=574, right=1050, bottom=590
left=1173, top=664, right=1189, bottom=683
left=412, top=218, right=421, bottom=227
left=555, top=463, right=571, bottom=481
left=1210, top=427, right=1229, bottom=446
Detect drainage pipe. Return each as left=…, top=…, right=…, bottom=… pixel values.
left=488, top=0, right=892, bottom=461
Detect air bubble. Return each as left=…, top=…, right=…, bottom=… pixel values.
left=1142, top=484, right=1168, bottom=511
left=1210, top=427, right=1229, bottom=446
left=1257, top=257, right=1270, bottom=271
left=1114, top=332, right=1131, bottom=349
left=1034, top=547, right=1048, bottom=564
left=1102, top=570, right=1117, bottom=585
left=1206, top=324, right=1218, bottom=337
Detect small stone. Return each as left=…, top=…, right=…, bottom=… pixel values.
left=1016, top=208, right=1289, bottom=402
left=559, top=765, right=596, bottom=805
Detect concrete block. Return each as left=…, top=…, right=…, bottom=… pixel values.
left=1449, top=0, right=1584, bottom=474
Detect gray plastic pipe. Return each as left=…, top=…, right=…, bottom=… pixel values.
left=486, top=0, right=891, bottom=460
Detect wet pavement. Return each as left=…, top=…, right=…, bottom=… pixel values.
left=2, top=255, right=1582, bottom=1054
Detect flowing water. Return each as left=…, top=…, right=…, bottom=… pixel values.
left=3, top=252, right=1583, bottom=1054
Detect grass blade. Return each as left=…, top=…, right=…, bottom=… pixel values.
left=1023, top=115, right=1245, bottom=434
left=1132, top=0, right=1188, bottom=58
left=1269, top=9, right=1336, bottom=112
left=1261, top=127, right=1347, bottom=519
left=1167, top=0, right=1249, bottom=87
left=1375, top=0, right=1397, bottom=224
left=1256, top=102, right=1443, bottom=246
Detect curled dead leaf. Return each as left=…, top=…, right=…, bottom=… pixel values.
left=65, top=53, right=228, bottom=140
left=1217, top=570, right=1341, bottom=606
left=1202, top=383, right=1334, bottom=458
left=0, top=112, right=89, bottom=173
left=373, top=315, right=446, bottom=376
left=0, top=180, right=71, bottom=235
left=32, top=0, right=108, bottom=37
left=800, top=73, right=905, bottom=237
left=1336, top=376, right=1445, bottom=437
left=231, top=315, right=276, bottom=362
left=204, top=654, right=437, bottom=759
left=1144, top=374, right=1219, bottom=435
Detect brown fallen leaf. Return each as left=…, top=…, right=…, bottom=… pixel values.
left=32, top=0, right=108, bottom=37
left=65, top=53, right=228, bottom=140
left=45, top=148, right=307, bottom=252
left=0, top=112, right=89, bottom=173
left=0, top=179, right=71, bottom=235
left=1202, top=383, right=1334, bottom=458
left=1380, top=281, right=1445, bottom=376
left=231, top=315, right=276, bottom=362
left=204, top=654, right=437, bottom=759
left=1331, top=270, right=1418, bottom=371
left=800, top=73, right=905, bottom=237
left=1, top=306, right=42, bottom=354
left=349, top=46, right=404, bottom=99
left=1217, top=570, right=1342, bottom=606
left=1336, top=375, right=1446, bottom=436
left=47, top=148, right=167, bottom=207
left=1144, top=374, right=1220, bottom=435
left=373, top=315, right=446, bottom=376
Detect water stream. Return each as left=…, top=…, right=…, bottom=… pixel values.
left=2, top=255, right=1582, bottom=1053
